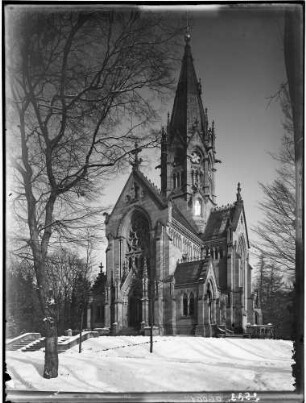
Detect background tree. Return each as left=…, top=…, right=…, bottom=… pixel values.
left=253, top=84, right=295, bottom=282
left=6, top=259, right=43, bottom=337
left=45, top=248, right=93, bottom=335
left=6, top=8, right=180, bottom=378
left=253, top=255, right=293, bottom=339
left=252, top=84, right=295, bottom=341
left=6, top=249, right=93, bottom=337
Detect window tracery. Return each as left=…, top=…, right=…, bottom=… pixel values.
left=125, top=211, right=150, bottom=278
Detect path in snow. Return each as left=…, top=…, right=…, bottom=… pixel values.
left=6, top=336, right=294, bottom=393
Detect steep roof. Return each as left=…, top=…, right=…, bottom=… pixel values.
left=169, top=36, right=207, bottom=142
left=172, top=201, right=199, bottom=236
left=174, top=258, right=210, bottom=286
left=201, top=200, right=249, bottom=246
left=202, top=205, right=234, bottom=241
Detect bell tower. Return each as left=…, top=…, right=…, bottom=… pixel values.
left=160, top=28, right=219, bottom=232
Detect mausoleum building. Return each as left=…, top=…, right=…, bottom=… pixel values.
left=90, top=32, right=259, bottom=336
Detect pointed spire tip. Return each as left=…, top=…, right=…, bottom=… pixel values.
left=236, top=182, right=242, bottom=201
left=185, top=16, right=191, bottom=43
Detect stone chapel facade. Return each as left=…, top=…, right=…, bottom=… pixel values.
left=90, top=32, right=259, bottom=336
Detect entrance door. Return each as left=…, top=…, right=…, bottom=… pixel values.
left=128, top=282, right=142, bottom=329
left=128, top=295, right=142, bottom=328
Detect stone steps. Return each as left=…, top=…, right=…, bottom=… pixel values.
left=22, top=337, right=46, bottom=352
left=7, top=341, right=30, bottom=351
left=7, top=335, right=74, bottom=352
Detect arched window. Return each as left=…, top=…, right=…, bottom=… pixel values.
left=195, top=199, right=202, bottom=216
left=189, top=293, right=195, bottom=316
left=126, top=211, right=150, bottom=280
left=183, top=294, right=188, bottom=316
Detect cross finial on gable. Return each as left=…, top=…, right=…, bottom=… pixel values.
left=131, top=141, right=143, bottom=171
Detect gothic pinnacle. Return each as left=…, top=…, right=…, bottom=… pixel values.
left=236, top=182, right=242, bottom=202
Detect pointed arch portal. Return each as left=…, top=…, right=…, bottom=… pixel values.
left=124, top=210, right=151, bottom=329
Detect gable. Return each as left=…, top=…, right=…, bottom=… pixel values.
left=187, top=130, right=206, bottom=151
left=107, top=169, right=166, bottom=225
left=231, top=203, right=250, bottom=248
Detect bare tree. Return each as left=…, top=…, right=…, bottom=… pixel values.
left=6, top=8, right=180, bottom=378
left=253, top=254, right=294, bottom=339
left=45, top=247, right=92, bottom=334
left=253, top=84, right=295, bottom=281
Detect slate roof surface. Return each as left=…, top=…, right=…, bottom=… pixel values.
left=202, top=204, right=236, bottom=241
left=174, top=258, right=210, bottom=286
left=172, top=202, right=199, bottom=236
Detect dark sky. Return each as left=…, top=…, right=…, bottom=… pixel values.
left=103, top=4, right=288, bottom=268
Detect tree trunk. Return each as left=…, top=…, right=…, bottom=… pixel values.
left=43, top=316, right=58, bottom=379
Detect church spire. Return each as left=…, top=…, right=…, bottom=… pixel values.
left=160, top=28, right=217, bottom=225
left=169, top=27, right=207, bottom=143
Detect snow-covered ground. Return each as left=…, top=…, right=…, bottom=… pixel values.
left=6, top=336, right=294, bottom=392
